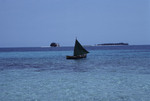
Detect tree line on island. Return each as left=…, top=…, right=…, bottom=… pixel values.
left=50, top=42, right=129, bottom=47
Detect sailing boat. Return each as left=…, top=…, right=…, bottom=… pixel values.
left=66, top=39, right=89, bottom=59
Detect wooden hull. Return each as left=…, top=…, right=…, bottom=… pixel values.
left=66, top=55, right=86, bottom=59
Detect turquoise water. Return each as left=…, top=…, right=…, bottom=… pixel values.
left=0, top=46, right=150, bottom=101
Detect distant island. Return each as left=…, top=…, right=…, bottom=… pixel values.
left=50, top=42, right=60, bottom=47
left=97, top=43, right=129, bottom=46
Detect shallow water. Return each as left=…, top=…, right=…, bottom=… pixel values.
left=0, top=46, right=150, bottom=101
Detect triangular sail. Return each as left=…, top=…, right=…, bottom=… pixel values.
left=74, top=39, right=89, bottom=56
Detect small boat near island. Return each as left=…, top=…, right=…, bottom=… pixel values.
left=66, top=39, right=89, bottom=59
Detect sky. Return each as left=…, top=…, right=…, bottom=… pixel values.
left=0, top=0, right=150, bottom=47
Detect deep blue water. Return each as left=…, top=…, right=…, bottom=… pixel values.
left=0, top=45, right=150, bottom=73
left=0, top=45, right=150, bottom=101
left=0, top=45, right=150, bottom=52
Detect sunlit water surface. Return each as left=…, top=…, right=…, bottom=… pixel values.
left=0, top=46, right=150, bottom=101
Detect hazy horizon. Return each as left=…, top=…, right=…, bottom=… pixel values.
left=0, top=0, right=150, bottom=47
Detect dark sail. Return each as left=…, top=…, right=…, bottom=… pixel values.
left=74, top=39, right=89, bottom=56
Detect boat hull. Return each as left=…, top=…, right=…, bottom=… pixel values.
left=66, top=55, right=86, bottom=59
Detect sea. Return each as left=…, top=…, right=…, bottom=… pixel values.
left=0, top=45, right=150, bottom=101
